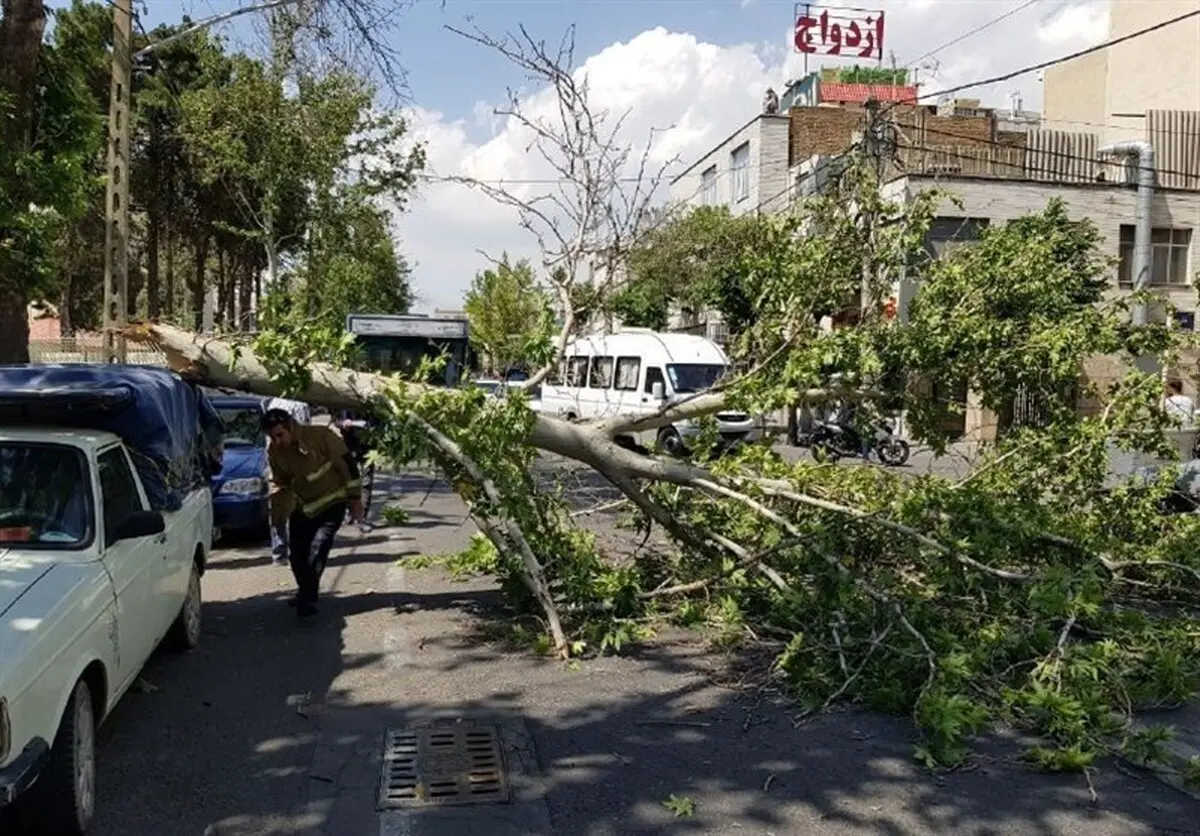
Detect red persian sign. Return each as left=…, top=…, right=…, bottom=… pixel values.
left=794, top=5, right=885, bottom=60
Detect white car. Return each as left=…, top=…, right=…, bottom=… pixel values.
left=538, top=328, right=763, bottom=453
left=0, top=428, right=212, bottom=835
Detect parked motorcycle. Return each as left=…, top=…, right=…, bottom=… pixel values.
left=809, top=417, right=911, bottom=466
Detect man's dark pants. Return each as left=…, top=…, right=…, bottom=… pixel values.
left=287, top=502, right=346, bottom=613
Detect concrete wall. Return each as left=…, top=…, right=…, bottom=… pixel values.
left=668, top=114, right=791, bottom=215
left=1043, top=0, right=1200, bottom=143
left=1043, top=49, right=1109, bottom=134
left=889, top=176, right=1200, bottom=313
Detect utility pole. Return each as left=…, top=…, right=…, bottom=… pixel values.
left=101, top=0, right=303, bottom=364
left=102, top=0, right=133, bottom=364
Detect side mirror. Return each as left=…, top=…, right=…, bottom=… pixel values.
left=651, top=381, right=665, bottom=401
left=112, top=510, right=165, bottom=544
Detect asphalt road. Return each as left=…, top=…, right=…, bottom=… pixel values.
left=4, top=471, right=1196, bottom=835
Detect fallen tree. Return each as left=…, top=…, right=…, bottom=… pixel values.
left=134, top=25, right=1200, bottom=782
left=137, top=193, right=1200, bottom=780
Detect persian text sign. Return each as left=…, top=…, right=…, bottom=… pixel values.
left=794, top=5, right=885, bottom=60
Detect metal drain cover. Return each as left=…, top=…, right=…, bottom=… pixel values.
left=378, top=723, right=512, bottom=809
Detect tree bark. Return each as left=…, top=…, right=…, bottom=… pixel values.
left=190, top=235, right=208, bottom=330
left=164, top=221, right=175, bottom=319
left=0, top=0, right=47, bottom=363
left=237, top=259, right=253, bottom=331
left=146, top=117, right=162, bottom=319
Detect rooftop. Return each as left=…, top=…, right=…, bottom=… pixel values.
left=819, top=82, right=918, bottom=105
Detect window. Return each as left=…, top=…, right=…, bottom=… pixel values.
left=216, top=406, right=264, bottom=447
left=589, top=356, right=614, bottom=389
left=615, top=356, right=641, bottom=391
left=644, top=366, right=666, bottom=396
left=700, top=165, right=717, bottom=205
left=0, top=443, right=91, bottom=548
left=99, top=447, right=144, bottom=546
left=565, top=355, right=589, bottom=387
left=1119, top=226, right=1192, bottom=286
left=925, top=217, right=989, bottom=258
left=730, top=142, right=750, bottom=203
left=667, top=363, right=726, bottom=394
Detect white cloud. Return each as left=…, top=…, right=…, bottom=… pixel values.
left=397, top=0, right=1111, bottom=310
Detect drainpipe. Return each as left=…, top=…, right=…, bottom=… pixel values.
left=1098, top=141, right=1155, bottom=326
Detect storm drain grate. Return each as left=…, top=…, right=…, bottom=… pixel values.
left=377, top=723, right=512, bottom=809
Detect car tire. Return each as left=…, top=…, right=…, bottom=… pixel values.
left=23, top=678, right=97, bottom=836
left=167, top=561, right=203, bottom=651
left=657, top=427, right=687, bottom=457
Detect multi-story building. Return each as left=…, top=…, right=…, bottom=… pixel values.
left=1043, top=0, right=1200, bottom=144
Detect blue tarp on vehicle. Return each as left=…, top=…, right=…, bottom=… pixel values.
left=0, top=364, right=222, bottom=511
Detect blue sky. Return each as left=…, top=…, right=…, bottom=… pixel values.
left=129, top=0, right=1109, bottom=308
left=154, top=0, right=794, bottom=141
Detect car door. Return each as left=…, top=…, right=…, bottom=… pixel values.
left=96, top=445, right=164, bottom=688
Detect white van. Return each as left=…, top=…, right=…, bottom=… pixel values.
left=539, top=328, right=763, bottom=453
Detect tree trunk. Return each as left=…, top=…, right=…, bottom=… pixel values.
left=164, top=222, right=175, bottom=319
left=146, top=119, right=161, bottom=319
left=237, top=260, right=253, bottom=331
left=0, top=0, right=47, bottom=363
left=147, top=210, right=161, bottom=320
left=190, top=236, right=208, bottom=330
left=215, top=247, right=228, bottom=327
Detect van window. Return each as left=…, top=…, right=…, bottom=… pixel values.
left=644, top=366, right=665, bottom=395
left=615, top=356, right=641, bottom=391
left=589, top=356, right=614, bottom=389
left=565, top=356, right=588, bottom=387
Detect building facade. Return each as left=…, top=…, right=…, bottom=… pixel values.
left=883, top=175, right=1200, bottom=439
left=669, top=114, right=792, bottom=217
left=1043, top=0, right=1200, bottom=143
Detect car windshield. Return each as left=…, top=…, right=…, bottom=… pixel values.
left=0, top=443, right=90, bottom=547
left=217, top=406, right=263, bottom=447
left=473, top=381, right=502, bottom=396
left=666, top=363, right=727, bottom=394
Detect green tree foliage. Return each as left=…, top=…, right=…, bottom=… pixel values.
left=300, top=198, right=413, bottom=328
left=0, top=1, right=425, bottom=353
left=0, top=0, right=104, bottom=357
left=611, top=206, right=760, bottom=331
left=463, top=255, right=555, bottom=374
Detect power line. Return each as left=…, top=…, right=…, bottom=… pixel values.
left=906, top=0, right=1044, bottom=69
left=914, top=7, right=1200, bottom=104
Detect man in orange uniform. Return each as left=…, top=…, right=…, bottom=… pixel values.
left=262, top=409, right=365, bottom=619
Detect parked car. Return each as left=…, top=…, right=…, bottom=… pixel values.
left=0, top=365, right=215, bottom=835
left=470, top=378, right=543, bottom=413
left=208, top=394, right=270, bottom=541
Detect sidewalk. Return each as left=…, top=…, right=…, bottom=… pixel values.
left=303, top=473, right=1196, bottom=835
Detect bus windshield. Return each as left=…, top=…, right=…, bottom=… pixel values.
left=666, top=364, right=727, bottom=394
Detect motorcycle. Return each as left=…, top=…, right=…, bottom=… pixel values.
left=809, top=417, right=911, bottom=466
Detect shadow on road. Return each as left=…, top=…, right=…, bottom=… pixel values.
left=68, top=465, right=1198, bottom=836
left=80, top=575, right=1197, bottom=836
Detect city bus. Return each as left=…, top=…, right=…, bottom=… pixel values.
left=345, top=313, right=473, bottom=386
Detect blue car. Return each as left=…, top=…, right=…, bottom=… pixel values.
left=209, top=394, right=270, bottom=540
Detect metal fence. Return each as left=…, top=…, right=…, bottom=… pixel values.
left=28, top=338, right=166, bottom=366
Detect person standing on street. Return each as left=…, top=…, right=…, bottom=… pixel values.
left=265, top=396, right=312, bottom=565
left=262, top=408, right=365, bottom=619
